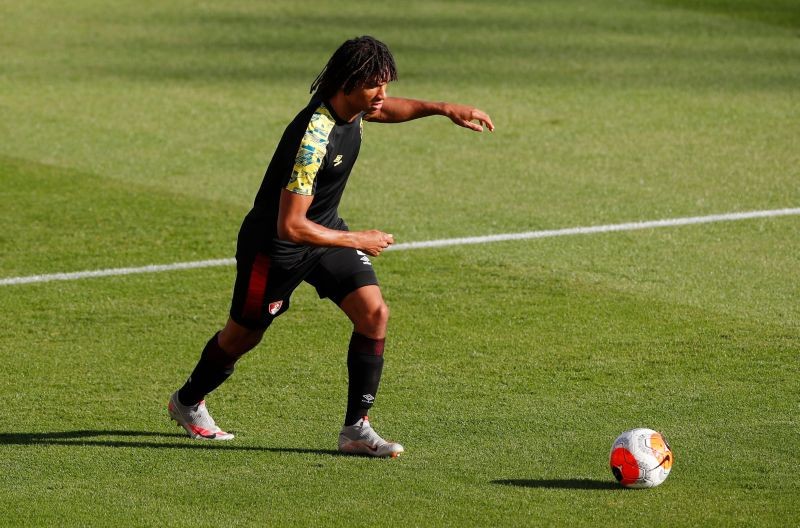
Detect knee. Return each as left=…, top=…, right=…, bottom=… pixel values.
left=218, top=320, right=265, bottom=357
left=359, top=301, right=389, bottom=336
left=376, top=301, right=390, bottom=327
left=222, top=333, right=262, bottom=357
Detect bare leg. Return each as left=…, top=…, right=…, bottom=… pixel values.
left=339, top=285, right=389, bottom=339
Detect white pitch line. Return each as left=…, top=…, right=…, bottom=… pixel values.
left=0, top=258, right=236, bottom=286
left=2, top=207, right=799, bottom=287
left=388, top=207, right=800, bottom=251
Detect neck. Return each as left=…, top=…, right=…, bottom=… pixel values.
left=327, top=92, right=360, bottom=123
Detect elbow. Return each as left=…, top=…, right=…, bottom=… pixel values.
left=276, top=223, right=294, bottom=243
left=277, top=220, right=302, bottom=244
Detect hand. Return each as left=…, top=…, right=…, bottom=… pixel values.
left=444, top=103, right=495, bottom=132
left=358, top=230, right=395, bottom=256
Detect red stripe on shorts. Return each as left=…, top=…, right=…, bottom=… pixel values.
left=242, top=254, right=270, bottom=321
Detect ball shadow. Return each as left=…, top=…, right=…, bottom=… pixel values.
left=493, top=478, right=622, bottom=490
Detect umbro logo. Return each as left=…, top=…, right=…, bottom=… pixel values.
left=356, top=250, right=372, bottom=266
left=333, top=154, right=343, bottom=166
left=362, top=394, right=375, bottom=404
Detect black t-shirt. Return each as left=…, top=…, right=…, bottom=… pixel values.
left=237, top=98, right=363, bottom=266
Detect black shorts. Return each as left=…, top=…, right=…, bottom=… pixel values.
left=229, top=247, right=379, bottom=330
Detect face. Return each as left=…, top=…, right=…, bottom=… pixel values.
left=345, top=80, right=387, bottom=114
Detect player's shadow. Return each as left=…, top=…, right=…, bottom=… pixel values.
left=493, top=478, right=621, bottom=490
left=0, top=430, right=340, bottom=456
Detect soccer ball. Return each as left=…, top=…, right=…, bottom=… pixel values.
left=609, top=428, right=673, bottom=488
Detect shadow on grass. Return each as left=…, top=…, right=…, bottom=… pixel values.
left=0, top=430, right=340, bottom=456
left=493, top=478, right=622, bottom=490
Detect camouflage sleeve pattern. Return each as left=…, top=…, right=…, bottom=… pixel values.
left=286, top=105, right=336, bottom=195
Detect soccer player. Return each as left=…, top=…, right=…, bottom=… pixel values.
left=168, top=36, right=494, bottom=457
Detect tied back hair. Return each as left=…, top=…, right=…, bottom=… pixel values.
left=310, top=36, right=398, bottom=100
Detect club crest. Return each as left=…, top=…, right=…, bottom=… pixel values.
left=268, top=300, right=283, bottom=315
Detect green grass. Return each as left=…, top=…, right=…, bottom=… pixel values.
left=1, top=0, right=799, bottom=526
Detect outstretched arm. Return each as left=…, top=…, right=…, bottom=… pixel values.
left=365, top=97, right=495, bottom=132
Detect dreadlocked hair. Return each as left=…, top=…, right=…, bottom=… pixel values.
left=310, top=36, right=398, bottom=100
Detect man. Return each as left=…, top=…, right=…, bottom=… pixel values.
left=168, top=36, right=494, bottom=457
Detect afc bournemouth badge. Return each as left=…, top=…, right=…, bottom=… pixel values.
left=268, top=300, right=283, bottom=315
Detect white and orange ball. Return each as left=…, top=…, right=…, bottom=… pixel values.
left=609, top=428, right=673, bottom=488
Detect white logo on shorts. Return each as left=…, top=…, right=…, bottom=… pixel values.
left=356, top=250, right=372, bottom=266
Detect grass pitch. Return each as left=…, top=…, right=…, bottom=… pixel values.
left=1, top=0, right=799, bottom=526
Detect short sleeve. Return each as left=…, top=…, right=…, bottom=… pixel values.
left=285, top=107, right=335, bottom=195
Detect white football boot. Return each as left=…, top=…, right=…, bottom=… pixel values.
left=338, top=416, right=404, bottom=458
left=168, top=391, right=234, bottom=440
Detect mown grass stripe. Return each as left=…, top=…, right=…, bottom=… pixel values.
left=2, top=207, right=798, bottom=286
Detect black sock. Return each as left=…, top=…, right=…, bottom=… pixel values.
left=177, top=332, right=238, bottom=406
left=345, top=332, right=385, bottom=426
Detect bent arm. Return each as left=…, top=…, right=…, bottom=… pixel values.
left=364, top=97, right=495, bottom=132
left=277, top=190, right=394, bottom=256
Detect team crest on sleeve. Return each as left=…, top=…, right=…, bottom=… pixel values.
left=268, top=300, right=283, bottom=315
